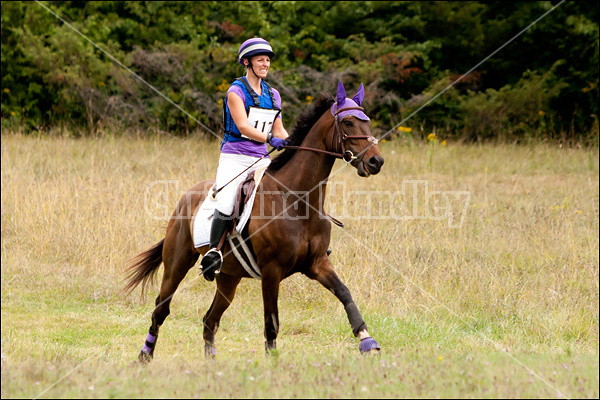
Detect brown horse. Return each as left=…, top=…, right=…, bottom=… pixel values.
left=124, top=82, right=384, bottom=362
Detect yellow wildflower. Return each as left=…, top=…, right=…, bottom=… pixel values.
left=10, top=111, right=15, bottom=116
left=216, top=79, right=230, bottom=92
left=441, top=140, right=447, bottom=146
left=3, top=88, right=10, bottom=93
left=305, top=95, right=313, bottom=103
left=397, top=126, right=412, bottom=133
left=437, top=355, right=443, bottom=362
left=538, top=110, right=545, bottom=116
left=427, top=133, right=436, bottom=141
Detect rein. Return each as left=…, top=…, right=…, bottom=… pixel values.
left=282, top=105, right=378, bottom=163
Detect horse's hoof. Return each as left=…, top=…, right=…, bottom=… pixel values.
left=359, top=337, right=380, bottom=355
left=138, top=350, right=153, bottom=364
left=264, top=340, right=277, bottom=355
left=363, top=348, right=381, bottom=356
left=204, top=344, right=216, bottom=359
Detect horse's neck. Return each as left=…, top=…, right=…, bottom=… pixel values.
left=271, top=115, right=336, bottom=204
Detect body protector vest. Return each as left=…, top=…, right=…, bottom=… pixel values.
left=222, top=77, right=281, bottom=144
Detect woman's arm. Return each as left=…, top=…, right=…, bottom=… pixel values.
left=227, top=91, right=269, bottom=142
left=271, top=117, right=289, bottom=139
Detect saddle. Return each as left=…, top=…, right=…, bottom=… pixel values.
left=210, top=170, right=262, bottom=279
left=218, top=166, right=343, bottom=245
left=212, top=169, right=258, bottom=244
left=232, top=170, right=258, bottom=227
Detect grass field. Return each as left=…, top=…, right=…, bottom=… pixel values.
left=1, top=132, right=598, bottom=398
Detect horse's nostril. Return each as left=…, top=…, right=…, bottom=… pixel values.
left=368, top=156, right=384, bottom=170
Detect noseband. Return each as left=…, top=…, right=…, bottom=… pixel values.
left=331, top=105, right=379, bottom=162
left=282, top=104, right=378, bottom=163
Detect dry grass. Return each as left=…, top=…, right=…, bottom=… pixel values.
left=1, top=132, right=598, bottom=398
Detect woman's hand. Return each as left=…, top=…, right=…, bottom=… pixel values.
left=269, top=137, right=287, bottom=150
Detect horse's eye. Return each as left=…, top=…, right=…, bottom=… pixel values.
left=343, top=120, right=353, bottom=127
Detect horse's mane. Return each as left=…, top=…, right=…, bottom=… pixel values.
left=267, top=94, right=335, bottom=172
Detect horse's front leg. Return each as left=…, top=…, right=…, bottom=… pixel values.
left=261, top=267, right=282, bottom=353
left=306, top=256, right=380, bottom=354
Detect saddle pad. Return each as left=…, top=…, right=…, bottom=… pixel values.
left=192, top=166, right=267, bottom=249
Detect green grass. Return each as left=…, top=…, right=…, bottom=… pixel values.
left=2, top=351, right=598, bottom=398
left=1, top=133, right=598, bottom=398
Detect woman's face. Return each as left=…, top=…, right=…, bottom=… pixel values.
left=246, top=55, right=270, bottom=78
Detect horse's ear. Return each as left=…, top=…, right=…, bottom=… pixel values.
left=352, top=83, right=365, bottom=106
left=336, top=81, right=346, bottom=107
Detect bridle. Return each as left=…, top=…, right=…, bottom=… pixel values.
left=213, top=104, right=378, bottom=200
left=282, top=104, right=379, bottom=163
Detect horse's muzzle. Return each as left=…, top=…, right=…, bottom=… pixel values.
left=355, top=155, right=384, bottom=177
left=366, top=155, right=384, bottom=175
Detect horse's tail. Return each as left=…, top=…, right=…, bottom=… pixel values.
left=123, top=239, right=164, bottom=297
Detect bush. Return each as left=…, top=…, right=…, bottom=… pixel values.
left=1, top=1, right=598, bottom=142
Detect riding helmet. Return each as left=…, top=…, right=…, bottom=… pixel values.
left=238, top=38, right=275, bottom=65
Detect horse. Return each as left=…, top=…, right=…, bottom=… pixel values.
left=124, top=81, right=385, bottom=362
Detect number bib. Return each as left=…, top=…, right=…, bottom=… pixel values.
left=244, top=106, right=281, bottom=139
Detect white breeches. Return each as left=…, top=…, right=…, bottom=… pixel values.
left=212, top=153, right=271, bottom=215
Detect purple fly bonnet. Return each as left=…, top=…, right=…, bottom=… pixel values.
left=331, top=81, right=370, bottom=121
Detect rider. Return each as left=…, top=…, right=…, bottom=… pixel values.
left=200, top=37, right=289, bottom=281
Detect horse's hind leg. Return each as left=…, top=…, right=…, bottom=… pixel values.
left=306, top=256, right=380, bottom=355
left=139, top=229, right=199, bottom=363
left=202, top=273, right=242, bottom=358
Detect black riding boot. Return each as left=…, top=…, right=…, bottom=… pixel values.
left=200, top=209, right=232, bottom=281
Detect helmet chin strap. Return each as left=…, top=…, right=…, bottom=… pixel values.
left=247, top=60, right=261, bottom=81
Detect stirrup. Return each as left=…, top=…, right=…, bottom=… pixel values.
left=200, top=248, right=223, bottom=281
